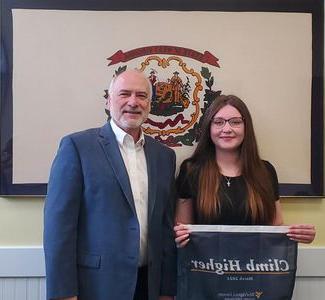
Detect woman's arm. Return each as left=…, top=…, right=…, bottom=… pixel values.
left=175, top=198, right=194, bottom=224
left=272, top=200, right=284, bottom=225
left=174, top=198, right=194, bottom=248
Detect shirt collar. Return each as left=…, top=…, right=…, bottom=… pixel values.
left=110, top=119, right=145, bottom=147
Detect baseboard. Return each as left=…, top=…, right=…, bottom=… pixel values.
left=296, top=246, right=325, bottom=276
left=0, top=246, right=45, bottom=277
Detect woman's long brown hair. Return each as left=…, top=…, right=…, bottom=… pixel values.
left=186, top=95, right=276, bottom=224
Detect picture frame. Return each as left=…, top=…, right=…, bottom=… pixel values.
left=0, top=0, right=323, bottom=196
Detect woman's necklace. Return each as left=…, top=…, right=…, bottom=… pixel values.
left=225, top=176, right=231, bottom=187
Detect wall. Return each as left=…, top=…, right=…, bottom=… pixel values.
left=0, top=197, right=324, bottom=246
left=282, top=197, right=325, bottom=246
left=0, top=2, right=324, bottom=300
left=0, top=198, right=43, bottom=246
left=0, top=7, right=324, bottom=246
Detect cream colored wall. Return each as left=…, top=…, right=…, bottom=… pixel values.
left=0, top=7, right=324, bottom=247
left=0, top=197, right=43, bottom=245
left=0, top=196, right=324, bottom=246
left=281, top=198, right=325, bottom=246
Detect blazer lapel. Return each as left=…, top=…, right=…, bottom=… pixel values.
left=144, top=136, right=157, bottom=222
left=98, top=123, right=136, bottom=214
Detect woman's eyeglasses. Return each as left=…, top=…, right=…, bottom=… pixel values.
left=211, top=117, right=244, bottom=128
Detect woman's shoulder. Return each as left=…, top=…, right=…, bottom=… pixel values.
left=179, top=158, right=195, bottom=172
left=262, top=160, right=279, bottom=186
left=176, top=158, right=198, bottom=198
left=261, top=160, right=279, bottom=200
left=262, top=160, right=277, bottom=174
left=180, top=156, right=203, bottom=175
left=177, top=158, right=200, bottom=184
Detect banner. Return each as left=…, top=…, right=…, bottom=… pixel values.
left=177, top=225, right=297, bottom=300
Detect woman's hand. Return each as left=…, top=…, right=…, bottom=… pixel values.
left=174, top=223, right=190, bottom=248
left=287, top=224, right=316, bottom=243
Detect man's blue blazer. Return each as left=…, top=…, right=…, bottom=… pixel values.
left=44, top=122, right=177, bottom=300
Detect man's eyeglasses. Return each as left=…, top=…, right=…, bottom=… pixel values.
left=211, top=117, right=244, bottom=128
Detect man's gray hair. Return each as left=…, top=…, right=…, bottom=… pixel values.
left=108, top=69, right=153, bottom=100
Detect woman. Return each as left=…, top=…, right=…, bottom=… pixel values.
left=174, top=95, right=315, bottom=247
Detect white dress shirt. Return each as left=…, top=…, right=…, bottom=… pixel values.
left=110, top=120, right=148, bottom=266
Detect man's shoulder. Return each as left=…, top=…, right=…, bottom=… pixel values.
left=57, top=127, right=104, bottom=151
left=144, top=135, right=175, bottom=155
left=63, top=127, right=101, bottom=142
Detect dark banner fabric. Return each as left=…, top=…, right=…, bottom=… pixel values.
left=177, top=225, right=297, bottom=300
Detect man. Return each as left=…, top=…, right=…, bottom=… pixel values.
left=44, top=69, right=176, bottom=300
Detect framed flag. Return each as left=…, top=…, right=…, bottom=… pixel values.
left=0, top=0, right=323, bottom=195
